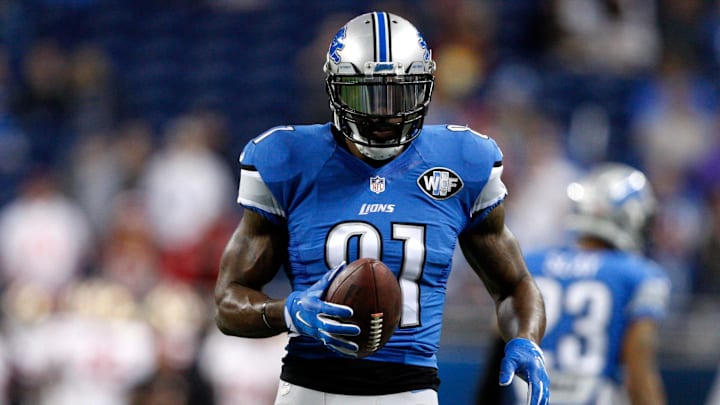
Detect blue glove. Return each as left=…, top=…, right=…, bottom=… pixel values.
left=499, top=337, right=550, bottom=405
left=284, top=262, right=361, bottom=356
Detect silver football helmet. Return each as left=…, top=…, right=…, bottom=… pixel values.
left=565, top=163, right=657, bottom=252
left=325, top=12, right=436, bottom=160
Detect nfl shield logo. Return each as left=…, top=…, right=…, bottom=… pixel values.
left=370, top=176, right=386, bottom=194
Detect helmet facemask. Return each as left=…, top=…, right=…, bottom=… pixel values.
left=327, top=74, right=434, bottom=160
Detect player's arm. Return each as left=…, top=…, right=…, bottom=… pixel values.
left=214, top=209, right=290, bottom=338
left=459, top=203, right=549, bottom=405
left=622, top=319, right=666, bottom=405
left=458, top=204, right=546, bottom=343
left=214, top=209, right=361, bottom=355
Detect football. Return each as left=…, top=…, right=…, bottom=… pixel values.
left=324, top=258, right=402, bottom=358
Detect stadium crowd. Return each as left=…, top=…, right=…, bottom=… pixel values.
left=0, top=0, right=718, bottom=404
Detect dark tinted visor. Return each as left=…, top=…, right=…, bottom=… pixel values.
left=330, top=75, right=433, bottom=116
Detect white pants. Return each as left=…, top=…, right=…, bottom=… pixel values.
left=273, top=381, right=439, bottom=405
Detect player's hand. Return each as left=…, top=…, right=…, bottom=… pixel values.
left=284, top=262, right=361, bottom=356
left=499, top=337, right=550, bottom=405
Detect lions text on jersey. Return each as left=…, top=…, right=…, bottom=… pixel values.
left=237, top=123, right=506, bottom=368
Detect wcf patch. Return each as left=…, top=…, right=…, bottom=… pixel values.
left=417, top=167, right=463, bottom=199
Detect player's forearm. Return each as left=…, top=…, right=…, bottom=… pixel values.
left=627, top=373, right=666, bottom=405
left=214, top=213, right=288, bottom=337
left=496, top=275, right=546, bottom=344
left=459, top=215, right=547, bottom=343
left=484, top=225, right=546, bottom=344
left=623, top=321, right=665, bottom=405
left=625, top=350, right=666, bottom=404
left=214, top=245, right=286, bottom=338
left=215, top=284, right=287, bottom=338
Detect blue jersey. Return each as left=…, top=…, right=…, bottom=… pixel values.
left=511, top=246, right=671, bottom=405
left=237, top=123, right=507, bottom=369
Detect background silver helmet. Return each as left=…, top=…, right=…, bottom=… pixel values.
left=325, top=11, right=436, bottom=160
left=565, top=163, right=657, bottom=252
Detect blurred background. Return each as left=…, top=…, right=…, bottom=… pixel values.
left=0, top=0, right=718, bottom=404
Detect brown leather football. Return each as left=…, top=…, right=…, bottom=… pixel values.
left=324, top=258, right=402, bottom=358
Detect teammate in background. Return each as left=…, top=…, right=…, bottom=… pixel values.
left=214, top=11, right=549, bottom=405
left=477, top=162, right=671, bottom=405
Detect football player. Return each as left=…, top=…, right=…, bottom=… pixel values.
left=477, top=163, right=671, bottom=405
left=214, top=11, right=549, bottom=405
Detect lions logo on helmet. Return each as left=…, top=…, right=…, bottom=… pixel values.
left=566, top=163, right=657, bottom=252
left=325, top=12, right=436, bottom=161
left=328, top=27, right=346, bottom=64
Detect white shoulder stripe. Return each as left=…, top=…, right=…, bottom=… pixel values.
left=237, top=169, right=285, bottom=217
left=471, top=165, right=507, bottom=215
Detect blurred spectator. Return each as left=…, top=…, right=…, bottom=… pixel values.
left=646, top=175, right=703, bottom=308
left=68, top=44, right=119, bottom=137
left=207, top=0, right=267, bottom=12
left=695, top=186, right=720, bottom=296
left=70, top=132, right=123, bottom=233
left=692, top=150, right=720, bottom=297
left=113, top=119, right=155, bottom=190
left=422, top=0, right=494, bottom=127
left=424, top=39, right=488, bottom=127
left=564, top=102, right=612, bottom=165
left=0, top=111, right=31, bottom=206
left=139, top=112, right=236, bottom=289
left=0, top=45, right=31, bottom=206
left=186, top=108, right=235, bottom=170
left=7, top=278, right=155, bottom=405
left=419, top=0, right=494, bottom=61
left=472, top=65, right=581, bottom=250
left=142, top=281, right=209, bottom=375
left=2, top=280, right=54, bottom=403
left=503, top=129, right=581, bottom=251
left=629, top=49, right=718, bottom=177
left=294, top=12, right=355, bottom=124
left=475, top=63, right=542, bottom=167
left=10, top=39, right=74, bottom=167
left=69, top=118, right=155, bottom=237
left=132, top=281, right=214, bottom=405
left=0, top=171, right=93, bottom=294
left=199, top=329, right=286, bottom=405
left=625, top=49, right=716, bottom=304
left=658, top=0, right=705, bottom=67
left=544, top=0, right=661, bottom=75
left=99, top=191, right=160, bottom=298
left=700, top=0, right=720, bottom=75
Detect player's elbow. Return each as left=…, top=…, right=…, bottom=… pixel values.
left=214, top=307, right=234, bottom=336
left=214, top=298, right=245, bottom=337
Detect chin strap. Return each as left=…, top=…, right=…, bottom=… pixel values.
left=356, top=143, right=404, bottom=160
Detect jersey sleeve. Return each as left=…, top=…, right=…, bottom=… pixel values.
left=237, top=161, right=285, bottom=220
left=470, top=161, right=508, bottom=219
left=451, top=126, right=507, bottom=227
left=236, top=126, right=299, bottom=224
left=235, top=124, right=335, bottom=225
left=626, top=265, right=671, bottom=322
